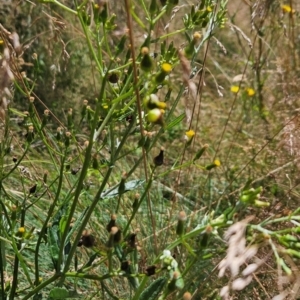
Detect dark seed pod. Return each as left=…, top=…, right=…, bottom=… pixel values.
left=108, top=72, right=119, bottom=84
left=43, top=172, right=48, bottom=184
left=121, top=260, right=130, bottom=271
left=71, top=168, right=80, bottom=175
left=118, top=172, right=127, bottom=195
left=29, top=184, right=37, bottom=194
left=127, top=233, right=137, bottom=249
left=145, top=265, right=156, bottom=276
left=92, top=154, right=99, bottom=170
left=107, top=226, right=119, bottom=248
left=153, top=147, right=164, bottom=166
left=78, top=230, right=96, bottom=248
left=113, top=228, right=122, bottom=244
left=106, top=214, right=117, bottom=232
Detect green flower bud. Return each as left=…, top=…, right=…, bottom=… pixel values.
left=43, top=171, right=48, bottom=184
left=41, top=109, right=50, bottom=129
left=193, top=144, right=208, bottom=162
left=183, top=32, right=201, bottom=59
left=143, top=94, right=166, bottom=110
left=115, top=35, right=127, bottom=56
left=253, top=199, right=270, bottom=207
left=176, top=211, right=186, bottom=236
left=65, top=131, right=71, bottom=148
left=66, top=109, right=73, bottom=131
left=92, top=154, right=99, bottom=170
left=147, top=108, right=164, bottom=125
left=286, top=248, right=300, bottom=259
left=26, top=126, right=35, bottom=143
left=28, top=97, right=35, bottom=116
left=205, top=159, right=221, bottom=170
left=154, top=63, right=172, bottom=84
left=56, top=127, right=63, bottom=141
left=167, top=271, right=180, bottom=292
left=140, top=47, right=153, bottom=72
left=149, top=0, right=158, bottom=14
left=107, top=226, right=119, bottom=248
left=118, top=172, right=127, bottom=195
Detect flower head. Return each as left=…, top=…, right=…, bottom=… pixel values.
left=214, top=159, right=221, bottom=167
left=161, top=63, right=172, bottom=73
left=246, top=88, right=255, bottom=97
left=19, top=227, right=25, bottom=233
left=281, top=4, right=295, bottom=14
left=185, top=130, right=195, bottom=143
left=230, top=85, right=240, bottom=93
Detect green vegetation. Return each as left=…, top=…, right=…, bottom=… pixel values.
left=0, top=0, right=300, bottom=299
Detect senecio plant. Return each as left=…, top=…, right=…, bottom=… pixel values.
left=0, top=0, right=300, bottom=299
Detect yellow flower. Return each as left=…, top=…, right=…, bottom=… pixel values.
left=144, top=94, right=166, bottom=110
left=161, top=63, right=172, bottom=73
left=185, top=130, right=195, bottom=142
left=246, top=88, right=255, bottom=96
left=281, top=4, right=295, bottom=13
left=230, top=85, right=240, bottom=93
left=19, top=227, right=25, bottom=233
left=207, top=6, right=212, bottom=12
left=154, top=63, right=172, bottom=84
left=214, top=159, right=221, bottom=167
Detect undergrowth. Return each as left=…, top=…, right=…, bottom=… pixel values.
left=0, top=0, right=300, bottom=299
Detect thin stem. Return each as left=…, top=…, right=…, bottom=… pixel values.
left=22, top=274, right=60, bottom=300
left=52, top=0, right=78, bottom=15
left=124, top=0, right=158, bottom=254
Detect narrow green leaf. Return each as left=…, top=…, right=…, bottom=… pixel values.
left=193, top=145, right=208, bottom=162
left=49, top=287, right=69, bottom=299
left=165, top=113, right=185, bottom=130
left=48, top=225, right=60, bottom=270
left=65, top=207, right=88, bottom=246
left=139, top=277, right=167, bottom=300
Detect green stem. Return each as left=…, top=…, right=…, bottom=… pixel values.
left=34, top=152, right=67, bottom=285
left=22, top=274, right=60, bottom=300
left=123, top=175, right=153, bottom=237
left=51, top=0, right=77, bottom=15
left=156, top=28, right=185, bottom=40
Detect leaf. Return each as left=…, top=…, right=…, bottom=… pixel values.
left=101, top=180, right=145, bottom=199
left=65, top=207, right=88, bottom=246
left=165, top=113, right=185, bottom=130
left=139, top=277, right=167, bottom=300
left=48, top=223, right=60, bottom=270
left=49, top=287, right=69, bottom=299
left=193, top=145, right=208, bottom=162
left=49, top=204, right=67, bottom=270
left=32, top=293, right=43, bottom=300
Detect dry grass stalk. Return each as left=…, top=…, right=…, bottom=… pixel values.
left=218, top=217, right=260, bottom=299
